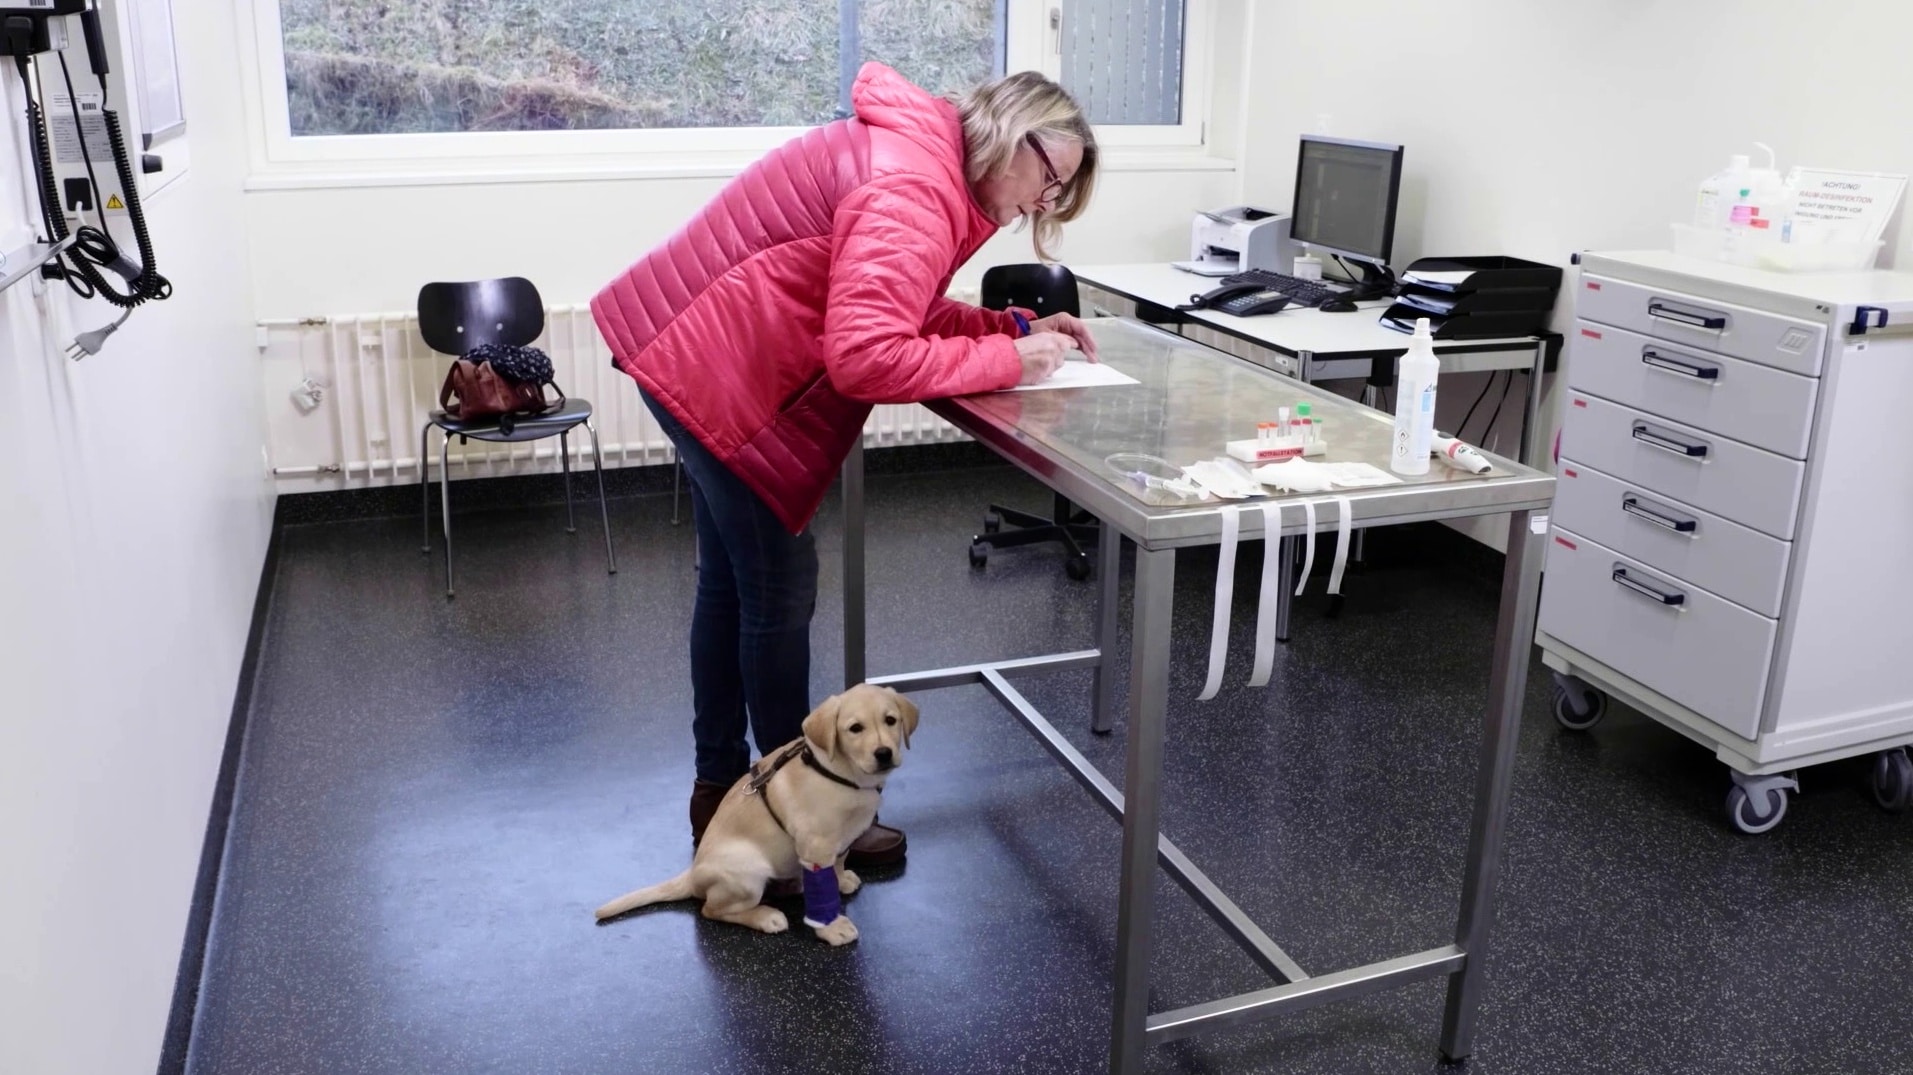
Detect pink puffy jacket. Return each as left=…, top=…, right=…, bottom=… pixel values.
left=591, top=63, right=1026, bottom=534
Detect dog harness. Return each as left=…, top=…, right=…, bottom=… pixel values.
left=742, top=741, right=861, bottom=928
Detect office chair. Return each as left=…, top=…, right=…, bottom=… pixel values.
left=417, top=277, right=617, bottom=598
left=969, top=263, right=1100, bottom=581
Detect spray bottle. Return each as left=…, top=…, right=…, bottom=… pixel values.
left=1389, top=318, right=1439, bottom=476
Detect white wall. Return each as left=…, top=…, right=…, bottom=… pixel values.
left=1240, top=0, right=1913, bottom=545
left=242, top=160, right=1238, bottom=321
left=0, top=1, right=270, bottom=1072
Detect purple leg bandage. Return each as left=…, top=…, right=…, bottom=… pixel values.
left=801, top=863, right=842, bottom=928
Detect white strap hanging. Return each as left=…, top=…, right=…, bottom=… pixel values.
left=1293, top=499, right=1316, bottom=597
left=1197, top=505, right=1241, bottom=702
left=1327, top=496, right=1353, bottom=596
left=1248, top=501, right=1284, bottom=688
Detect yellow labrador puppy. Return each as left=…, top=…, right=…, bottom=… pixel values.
left=595, top=683, right=918, bottom=946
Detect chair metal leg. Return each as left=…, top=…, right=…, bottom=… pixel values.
left=561, top=430, right=577, bottom=534
left=440, top=432, right=455, bottom=599
left=588, top=420, right=617, bottom=574
left=672, top=458, right=683, bottom=526
left=419, top=422, right=433, bottom=554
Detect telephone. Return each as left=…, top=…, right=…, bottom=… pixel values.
left=1178, top=282, right=1294, bottom=318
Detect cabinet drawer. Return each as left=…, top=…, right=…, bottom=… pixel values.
left=1539, top=528, right=1774, bottom=739
left=1575, top=274, right=1825, bottom=377
left=1553, top=459, right=1791, bottom=617
left=1560, top=392, right=1804, bottom=539
left=1568, top=322, right=1818, bottom=459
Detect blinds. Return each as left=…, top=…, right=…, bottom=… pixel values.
left=1059, top=0, right=1184, bottom=126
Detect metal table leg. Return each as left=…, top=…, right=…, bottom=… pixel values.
left=1111, top=545, right=1175, bottom=1074
left=1275, top=535, right=1295, bottom=643
left=842, top=438, right=866, bottom=689
left=1091, top=518, right=1122, bottom=735
left=1439, top=509, right=1543, bottom=1059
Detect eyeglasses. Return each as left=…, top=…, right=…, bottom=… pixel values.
left=1025, top=133, right=1065, bottom=204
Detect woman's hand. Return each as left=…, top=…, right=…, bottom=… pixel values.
left=1014, top=331, right=1079, bottom=384
left=1028, top=313, right=1098, bottom=361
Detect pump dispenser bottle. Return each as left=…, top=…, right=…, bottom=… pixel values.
left=1390, top=318, right=1439, bottom=476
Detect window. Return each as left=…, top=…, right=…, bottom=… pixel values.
left=245, top=0, right=1207, bottom=173
left=277, top=0, right=1007, bottom=136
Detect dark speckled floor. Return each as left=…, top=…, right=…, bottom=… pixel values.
left=187, top=459, right=1913, bottom=1075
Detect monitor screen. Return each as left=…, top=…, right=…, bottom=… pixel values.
left=1289, top=136, right=1403, bottom=266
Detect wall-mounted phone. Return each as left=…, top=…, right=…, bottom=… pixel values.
left=1178, top=282, right=1294, bottom=318
left=2, top=0, right=172, bottom=317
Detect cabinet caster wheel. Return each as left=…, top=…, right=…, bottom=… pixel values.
left=983, top=512, right=1002, bottom=534
left=1064, top=554, right=1092, bottom=581
left=1551, top=681, right=1607, bottom=731
left=969, top=541, right=989, bottom=570
left=1727, top=784, right=1789, bottom=834
left=1870, top=750, right=1913, bottom=813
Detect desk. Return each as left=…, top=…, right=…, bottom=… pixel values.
left=1072, top=262, right=1557, bottom=467
left=840, top=318, right=1554, bottom=1073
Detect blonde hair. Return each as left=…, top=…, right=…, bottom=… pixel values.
left=953, top=71, right=1099, bottom=262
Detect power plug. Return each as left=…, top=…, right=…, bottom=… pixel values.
left=291, top=375, right=327, bottom=413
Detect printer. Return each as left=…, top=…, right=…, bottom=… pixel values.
left=1172, top=206, right=1295, bottom=277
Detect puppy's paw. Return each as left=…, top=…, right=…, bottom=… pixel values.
left=753, top=907, right=790, bottom=934
left=814, top=915, right=859, bottom=947
left=837, top=868, right=862, bottom=895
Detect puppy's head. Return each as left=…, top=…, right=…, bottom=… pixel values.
left=802, top=684, right=919, bottom=778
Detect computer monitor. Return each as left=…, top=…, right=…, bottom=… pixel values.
left=1289, top=135, right=1404, bottom=296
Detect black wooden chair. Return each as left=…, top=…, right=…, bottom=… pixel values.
left=417, top=277, right=616, bottom=598
left=968, top=263, right=1099, bottom=581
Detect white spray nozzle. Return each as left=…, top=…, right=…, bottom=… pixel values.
left=1413, top=316, right=1432, bottom=338
left=1752, top=142, right=1776, bottom=170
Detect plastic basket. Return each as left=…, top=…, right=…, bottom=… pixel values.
left=1671, top=223, right=1882, bottom=273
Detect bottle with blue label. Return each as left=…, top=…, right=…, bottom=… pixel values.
left=1389, top=318, right=1439, bottom=476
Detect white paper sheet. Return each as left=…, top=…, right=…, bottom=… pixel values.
left=1000, top=360, right=1141, bottom=392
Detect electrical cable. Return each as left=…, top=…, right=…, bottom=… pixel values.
left=1457, top=370, right=1498, bottom=441
left=12, top=49, right=170, bottom=308
left=1482, top=370, right=1517, bottom=451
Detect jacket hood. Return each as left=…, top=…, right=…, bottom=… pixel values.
left=851, top=62, right=967, bottom=178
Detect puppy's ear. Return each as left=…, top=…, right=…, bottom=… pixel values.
left=802, top=694, right=843, bottom=759
left=888, top=687, right=920, bottom=749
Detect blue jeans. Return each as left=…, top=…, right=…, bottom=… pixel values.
left=643, top=391, right=817, bottom=786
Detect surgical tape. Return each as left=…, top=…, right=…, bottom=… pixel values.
left=801, top=863, right=842, bottom=928
left=1199, top=497, right=1355, bottom=699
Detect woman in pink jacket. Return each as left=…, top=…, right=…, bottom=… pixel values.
left=592, top=62, right=1099, bottom=868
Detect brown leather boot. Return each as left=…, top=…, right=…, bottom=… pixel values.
left=689, top=780, right=729, bottom=846
left=845, top=820, right=906, bottom=869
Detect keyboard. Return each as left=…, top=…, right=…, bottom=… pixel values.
left=1222, top=269, right=1345, bottom=308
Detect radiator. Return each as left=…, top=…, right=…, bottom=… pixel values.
left=261, top=303, right=971, bottom=492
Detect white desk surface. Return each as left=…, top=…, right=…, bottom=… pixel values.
left=1071, top=262, right=1541, bottom=358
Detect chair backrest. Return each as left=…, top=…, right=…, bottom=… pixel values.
left=980, top=263, right=1081, bottom=317
left=417, top=278, right=545, bottom=356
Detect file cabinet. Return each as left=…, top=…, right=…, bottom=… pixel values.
left=1536, top=251, right=1913, bottom=833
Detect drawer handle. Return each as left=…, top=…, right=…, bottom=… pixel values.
left=1647, top=302, right=1728, bottom=330
left=1631, top=423, right=1709, bottom=459
left=1613, top=567, right=1686, bottom=607
left=1641, top=349, right=1720, bottom=381
left=1621, top=495, right=1698, bottom=534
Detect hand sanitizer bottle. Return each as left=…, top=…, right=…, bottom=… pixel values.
left=1390, top=318, right=1439, bottom=475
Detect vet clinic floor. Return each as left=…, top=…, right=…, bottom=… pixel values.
left=185, top=453, right=1913, bottom=1075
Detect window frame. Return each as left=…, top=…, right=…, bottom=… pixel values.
left=236, top=0, right=1215, bottom=185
